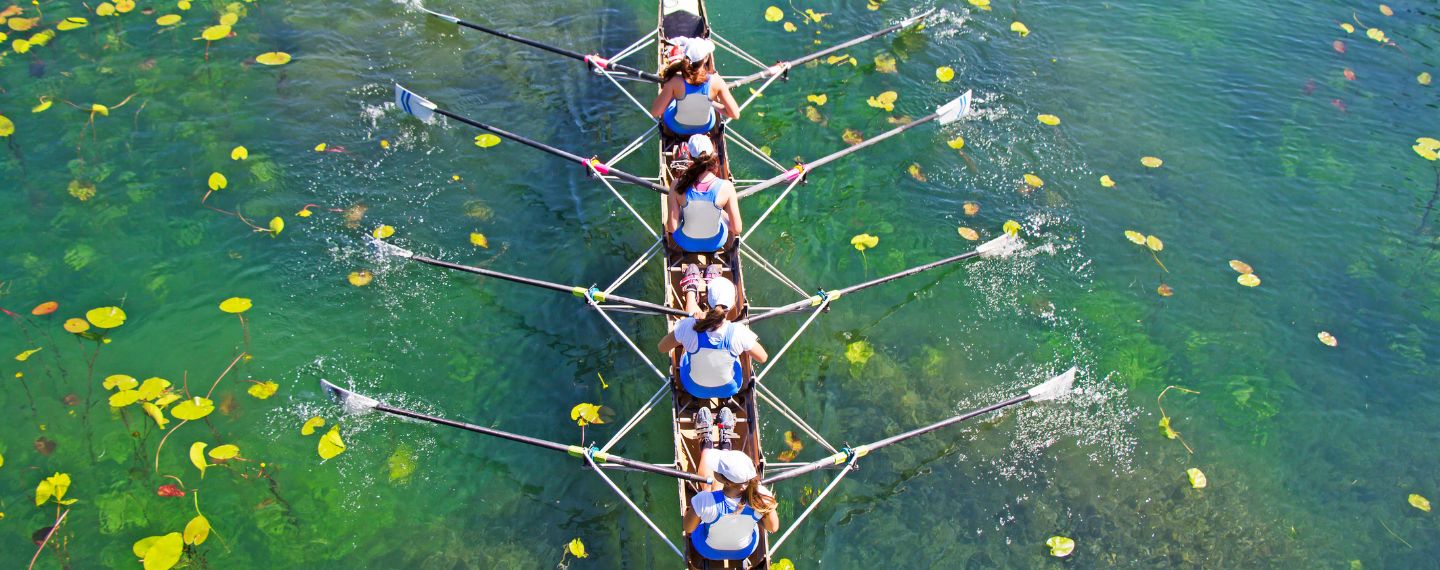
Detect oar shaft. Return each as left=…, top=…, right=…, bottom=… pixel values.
left=371, top=402, right=708, bottom=483
left=729, top=9, right=936, bottom=88
left=430, top=107, right=669, bottom=194
left=865, top=394, right=1029, bottom=453
left=834, top=249, right=978, bottom=297
left=746, top=248, right=978, bottom=324
left=407, top=254, right=691, bottom=318
left=426, top=10, right=662, bottom=83
left=763, top=394, right=1030, bottom=485
left=736, top=112, right=939, bottom=199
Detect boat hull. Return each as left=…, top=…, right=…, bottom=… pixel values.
left=660, top=1, right=769, bottom=568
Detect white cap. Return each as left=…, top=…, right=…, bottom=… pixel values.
left=714, top=449, right=757, bottom=484
left=682, top=37, right=714, bottom=63
left=686, top=133, right=714, bottom=157
left=706, top=277, right=736, bottom=309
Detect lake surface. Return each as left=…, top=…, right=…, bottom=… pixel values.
left=2, top=0, right=1437, bottom=567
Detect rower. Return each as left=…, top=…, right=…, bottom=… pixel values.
left=657, top=269, right=767, bottom=399
left=683, top=447, right=779, bottom=561
left=650, top=37, right=740, bottom=136
left=666, top=133, right=742, bottom=253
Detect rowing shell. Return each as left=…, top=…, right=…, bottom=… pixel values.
left=362, top=4, right=1079, bottom=567
left=658, top=1, right=769, bottom=568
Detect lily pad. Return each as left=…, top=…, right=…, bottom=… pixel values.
left=247, top=381, right=278, bottom=399
left=318, top=425, right=346, bottom=459
left=86, top=306, right=127, bottom=329
left=218, top=297, right=252, bottom=314
left=1046, top=536, right=1075, bottom=557
left=1187, top=467, right=1207, bottom=488
left=172, top=397, right=215, bottom=420
left=301, top=416, right=326, bottom=435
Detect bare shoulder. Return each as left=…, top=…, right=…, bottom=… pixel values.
left=719, top=178, right=739, bottom=198
left=710, top=74, right=730, bottom=90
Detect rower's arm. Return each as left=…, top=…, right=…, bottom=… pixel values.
left=658, top=331, right=681, bottom=353
left=722, top=184, right=742, bottom=236
left=666, top=192, right=682, bottom=235
left=761, top=509, right=779, bottom=533
left=746, top=343, right=768, bottom=364
left=713, top=78, right=741, bottom=121
left=650, top=79, right=675, bottom=119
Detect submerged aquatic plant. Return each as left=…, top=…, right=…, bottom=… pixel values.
left=1158, top=385, right=1200, bottom=454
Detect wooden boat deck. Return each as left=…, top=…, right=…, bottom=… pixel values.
left=659, top=1, right=769, bottom=568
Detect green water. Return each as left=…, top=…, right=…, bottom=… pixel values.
left=2, top=0, right=1438, bottom=567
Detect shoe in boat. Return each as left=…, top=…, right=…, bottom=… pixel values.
left=680, top=264, right=702, bottom=293
left=694, top=406, right=714, bottom=446
left=716, top=406, right=737, bottom=446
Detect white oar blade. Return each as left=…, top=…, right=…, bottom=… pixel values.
left=368, top=236, right=415, bottom=259
left=899, top=8, right=937, bottom=27
left=417, top=5, right=461, bottom=24
left=395, top=83, right=437, bottom=123
left=320, top=380, right=382, bottom=415
left=976, top=233, right=1023, bottom=258
left=937, top=89, right=973, bottom=125
left=1028, top=367, right=1077, bottom=402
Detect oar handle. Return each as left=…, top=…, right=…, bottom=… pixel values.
left=427, top=10, right=663, bottom=83
left=762, top=394, right=1030, bottom=485
left=406, top=253, right=692, bottom=318
left=429, top=107, right=670, bottom=194
left=371, top=402, right=710, bottom=483
left=745, top=248, right=979, bottom=324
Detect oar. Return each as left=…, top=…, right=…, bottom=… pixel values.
left=418, top=6, right=663, bottom=83
left=320, top=380, right=710, bottom=483
left=371, top=238, right=691, bottom=318
left=394, top=85, right=670, bottom=195
left=736, top=90, right=972, bottom=199
left=728, top=9, right=937, bottom=88
left=763, top=367, right=1077, bottom=485
left=745, top=232, right=1021, bottom=325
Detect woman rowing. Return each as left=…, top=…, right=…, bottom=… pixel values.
left=651, top=37, right=741, bottom=136
left=665, top=133, right=742, bottom=253
left=657, top=268, right=767, bottom=399
left=683, top=433, right=779, bottom=560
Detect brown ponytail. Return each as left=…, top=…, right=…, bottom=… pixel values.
left=673, top=152, right=718, bottom=197
left=661, top=57, right=710, bottom=85
left=683, top=58, right=710, bottom=85
left=692, top=306, right=726, bottom=333
left=661, top=59, right=686, bottom=82
left=744, top=479, right=777, bottom=514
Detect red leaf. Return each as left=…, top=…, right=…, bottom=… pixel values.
left=32, top=301, right=59, bottom=315
left=157, top=484, right=186, bottom=497
left=1333, top=40, right=1346, bottom=53
left=1343, top=68, right=1356, bottom=81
